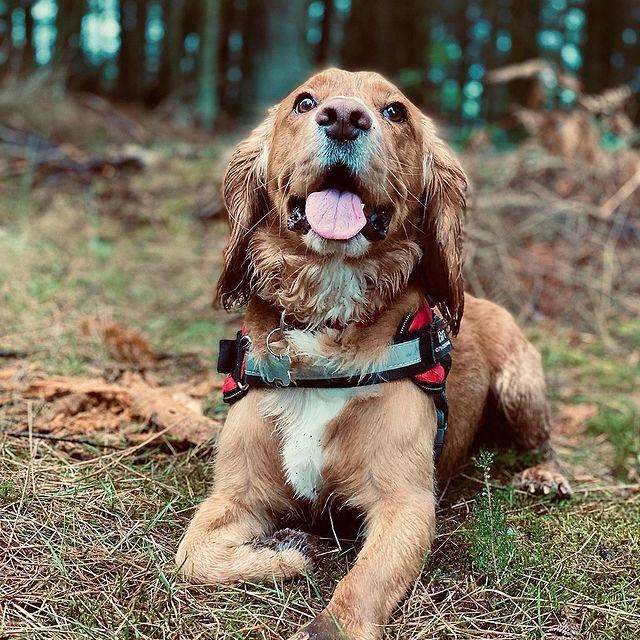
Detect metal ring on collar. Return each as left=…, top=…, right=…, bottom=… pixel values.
left=266, top=327, right=286, bottom=359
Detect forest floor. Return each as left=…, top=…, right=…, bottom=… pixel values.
left=1, top=83, right=639, bottom=639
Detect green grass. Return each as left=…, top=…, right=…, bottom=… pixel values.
left=463, top=451, right=520, bottom=583
left=0, top=147, right=228, bottom=377
left=1, top=435, right=638, bottom=639
left=532, top=326, right=640, bottom=482
left=588, top=403, right=640, bottom=480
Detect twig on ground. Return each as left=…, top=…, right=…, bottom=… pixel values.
left=1, top=429, right=124, bottom=450
left=600, top=166, right=640, bottom=217
left=0, top=348, right=34, bottom=358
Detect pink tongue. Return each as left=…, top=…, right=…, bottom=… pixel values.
left=305, top=189, right=366, bottom=240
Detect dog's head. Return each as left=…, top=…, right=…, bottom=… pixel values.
left=217, top=68, right=467, bottom=332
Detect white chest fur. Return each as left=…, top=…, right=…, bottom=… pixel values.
left=260, top=388, right=355, bottom=500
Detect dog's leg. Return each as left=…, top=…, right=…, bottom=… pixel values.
left=291, top=491, right=436, bottom=640
left=176, top=494, right=316, bottom=584
left=176, top=395, right=316, bottom=584
left=492, top=339, right=572, bottom=498
left=286, top=384, right=439, bottom=640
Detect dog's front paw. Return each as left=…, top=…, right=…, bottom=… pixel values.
left=289, top=610, right=379, bottom=640
left=288, top=613, right=347, bottom=640
left=253, top=528, right=319, bottom=563
left=513, top=465, right=572, bottom=499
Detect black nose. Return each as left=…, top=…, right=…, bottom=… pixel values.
left=315, top=97, right=372, bottom=141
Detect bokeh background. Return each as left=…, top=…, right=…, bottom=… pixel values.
left=1, top=2, right=639, bottom=639
left=1, top=0, right=639, bottom=126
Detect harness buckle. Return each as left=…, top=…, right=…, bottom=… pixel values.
left=418, top=317, right=452, bottom=367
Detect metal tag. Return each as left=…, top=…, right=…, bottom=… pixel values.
left=261, top=352, right=292, bottom=387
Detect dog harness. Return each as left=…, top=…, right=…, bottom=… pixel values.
left=217, top=303, right=452, bottom=460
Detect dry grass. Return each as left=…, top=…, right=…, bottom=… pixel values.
left=2, top=433, right=638, bottom=639
left=463, top=145, right=640, bottom=332
left=1, top=82, right=639, bottom=639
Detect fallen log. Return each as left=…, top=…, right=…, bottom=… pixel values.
left=0, top=123, right=146, bottom=184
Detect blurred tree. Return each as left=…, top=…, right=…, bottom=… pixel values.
left=341, top=1, right=429, bottom=104
left=584, top=0, right=613, bottom=93
left=456, top=2, right=472, bottom=86
left=159, top=0, right=187, bottom=97
left=241, top=0, right=311, bottom=117
left=0, top=0, right=637, bottom=123
left=450, top=0, right=472, bottom=117
left=316, top=0, right=335, bottom=66
left=508, top=0, right=541, bottom=106
left=583, top=0, right=638, bottom=92
left=0, top=1, right=15, bottom=77
left=10, top=0, right=36, bottom=75
left=198, top=0, right=220, bottom=129
left=481, top=0, right=510, bottom=120
left=217, top=0, right=235, bottom=112
left=118, top=0, right=148, bottom=101
left=54, top=0, right=86, bottom=80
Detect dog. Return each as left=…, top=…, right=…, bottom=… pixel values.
left=176, top=68, right=571, bottom=640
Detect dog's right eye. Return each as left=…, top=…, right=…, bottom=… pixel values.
left=294, top=93, right=317, bottom=114
left=382, top=102, right=407, bottom=123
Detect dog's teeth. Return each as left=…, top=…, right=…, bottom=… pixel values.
left=287, top=204, right=310, bottom=233
left=362, top=209, right=390, bottom=241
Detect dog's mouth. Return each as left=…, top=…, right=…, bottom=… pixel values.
left=287, top=166, right=391, bottom=243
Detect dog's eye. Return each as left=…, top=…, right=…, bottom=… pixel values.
left=381, top=102, right=407, bottom=123
left=294, top=93, right=317, bottom=114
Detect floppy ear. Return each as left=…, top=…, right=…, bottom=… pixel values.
left=419, top=118, right=468, bottom=335
left=216, top=114, right=274, bottom=310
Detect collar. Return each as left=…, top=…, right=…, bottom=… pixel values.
left=218, top=303, right=452, bottom=393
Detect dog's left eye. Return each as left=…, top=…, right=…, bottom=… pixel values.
left=381, top=102, right=407, bottom=123
left=294, top=93, right=317, bottom=114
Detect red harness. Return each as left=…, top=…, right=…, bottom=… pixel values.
left=400, top=303, right=447, bottom=385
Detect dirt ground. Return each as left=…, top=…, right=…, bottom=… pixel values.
left=1, top=84, right=638, bottom=639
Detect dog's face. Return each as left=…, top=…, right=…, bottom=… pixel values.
left=218, top=68, right=467, bottom=332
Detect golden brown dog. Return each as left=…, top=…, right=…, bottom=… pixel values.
left=176, top=68, right=570, bottom=640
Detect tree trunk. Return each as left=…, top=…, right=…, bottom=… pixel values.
left=198, top=0, right=221, bottom=130
left=118, top=0, right=148, bottom=101
left=583, top=0, right=632, bottom=92
left=482, top=0, right=505, bottom=120
left=180, top=0, right=203, bottom=87
left=341, top=1, right=428, bottom=104
left=316, top=0, right=335, bottom=66
left=217, top=0, right=235, bottom=113
left=54, top=0, right=86, bottom=84
left=454, top=2, right=471, bottom=95
left=159, top=0, right=187, bottom=98
left=341, top=1, right=384, bottom=72
left=623, top=0, right=640, bottom=92
left=507, top=0, right=541, bottom=106
left=20, top=0, right=36, bottom=73
left=241, top=0, right=312, bottom=118
left=0, top=1, right=16, bottom=77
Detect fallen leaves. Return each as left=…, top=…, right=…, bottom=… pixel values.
left=82, top=318, right=158, bottom=368
left=0, top=366, right=222, bottom=449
